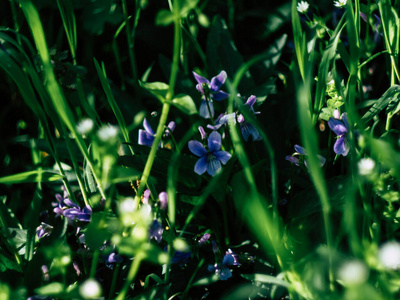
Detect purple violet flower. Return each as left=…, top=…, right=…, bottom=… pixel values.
left=188, top=131, right=231, bottom=176
left=104, top=252, right=123, bottom=269
left=149, top=220, right=163, bottom=243
left=237, top=95, right=261, bottom=142
left=198, top=233, right=211, bottom=245
left=285, top=145, right=326, bottom=167
left=52, top=194, right=92, bottom=223
left=158, top=191, right=168, bottom=210
left=208, top=249, right=240, bottom=280
left=328, top=113, right=350, bottom=156
left=193, top=71, right=229, bottom=119
left=36, top=223, right=53, bottom=239
left=138, top=118, right=175, bottom=148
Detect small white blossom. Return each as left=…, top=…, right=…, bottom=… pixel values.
left=97, top=124, right=119, bottom=142
left=79, top=279, right=102, bottom=299
left=297, top=1, right=309, bottom=14
left=337, top=260, right=369, bottom=286
left=77, top=118, right=94, bottom=135
left=358, top=158, right=375, bottom=176
left=378, top=241, right=400, bottom=270
left=334, top=0, right=347, bottom=8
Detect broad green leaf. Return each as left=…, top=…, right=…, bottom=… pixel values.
left=0, top=170, right=64, bottom=184
left=360, top=85, right=400, bottom=124
left=139, top=81, right=169, bottom=103
left=171, top=94, right=197, bottom=115
left=2, top=228, right=27, bottom=256
left=0, top=250, right=21, bottom=272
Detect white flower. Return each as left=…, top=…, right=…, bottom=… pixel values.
left=79, top=279, right=102, bottom=299
left=297, top=1, right=309, bottom=14
left=337, top=260, right=369, bottom=286
left=378, top=241, right=400, bottom=270
left=334, top=0, right=347, bottom=8
left=97, top=124, right=119, bottom=142
left=77, top=118, right=94, bottom=135
left=358, top=158, right=375, bottom=176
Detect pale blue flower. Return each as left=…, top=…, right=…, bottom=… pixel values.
left=188, top=131, right=231, bottom=176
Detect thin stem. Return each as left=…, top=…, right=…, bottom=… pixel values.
left=134, top=10, right=181, bottom=206
left=116, top=254, right=143, bottom=300
left=89, top=249, right=100, bottom=279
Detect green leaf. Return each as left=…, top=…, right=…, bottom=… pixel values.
left=171, top=94, right=198, bottom=115
left=2, top=228, right=27, bottom=256
left=0, top=250, right=21, bottom=272
left=139, top=81, right=169, bottom=103
left=35, top=282, right=65, bottom=296
left=85, top=212, right=120, bottom=249
left=241, top=273, right=290, bottom=288
left=0, top=170, right=64, bottom=184
left=155, top=10, right=175, bottom=26
left=360, top=85, right=400, bottom=124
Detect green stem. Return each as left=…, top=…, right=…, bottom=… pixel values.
left=89, top=249, right=100, bottom=278
left=122, top=0, right=140, bottom=91
left=108, top=262, right=121, bottom=299
left=134, top=10, right=181, bottom=206
left=116, top=254, right=143, bottom=300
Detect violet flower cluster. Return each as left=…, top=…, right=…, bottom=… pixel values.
left=52, top=191, right=92, bottom=224
left=189, top=71, right=263, bottom=176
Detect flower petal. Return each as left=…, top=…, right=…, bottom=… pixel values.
left=245, top=95, right=257, bottom=108
left=342, top=112, right=350, bottom=130
left=188, top=140, right=207, bottom=157
left=206, top=155, right=222, bottom=176
left=286, top=156, right=300, bottom=166
left=214, top=150, right=231, bottom=165
left=143, top=118, right=155, bottom=135
left=194, top=156, right=208, bottom=175
left=334, top=136, right=350, bottom=156
left=210, top=71, right=227, bottom=92
left=328, top=118, right=347, bottom=136
left=208, top=131, right=222, bottom=152
left=212, top=90, right=229, bottom=101
left=294, top=145, right=306, bottom=155
left=192, top=71, right=209, bottom=85
left=240, top=122, right=261, bottom=142
left=199, top=99, right=214, bottom=119
left=138, top=129, right=155, bottom=147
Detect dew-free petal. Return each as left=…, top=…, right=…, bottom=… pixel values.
left=206, top=156, right=222, bottom=176
left=210, top=71, right=227, bottom=92
left=214, top=150, right=231, bottom=165
left=138, top=129, right=155, bottom=147
left=208, top=131, right=222, bottom=152
left=192, top=71, right=209, bottom=85
left=328, top=118, right=347, bottom=135
left=199, top=99, right=214, bottom=119
left=334, top=135, right=349, bottom=156
left=143, top=118, right=155, bottom=135
left=212, top=90, right=229, bottom=101
left=194, top=156, right=208, bottom=175
left=188, top=140, right=207, bottom=157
